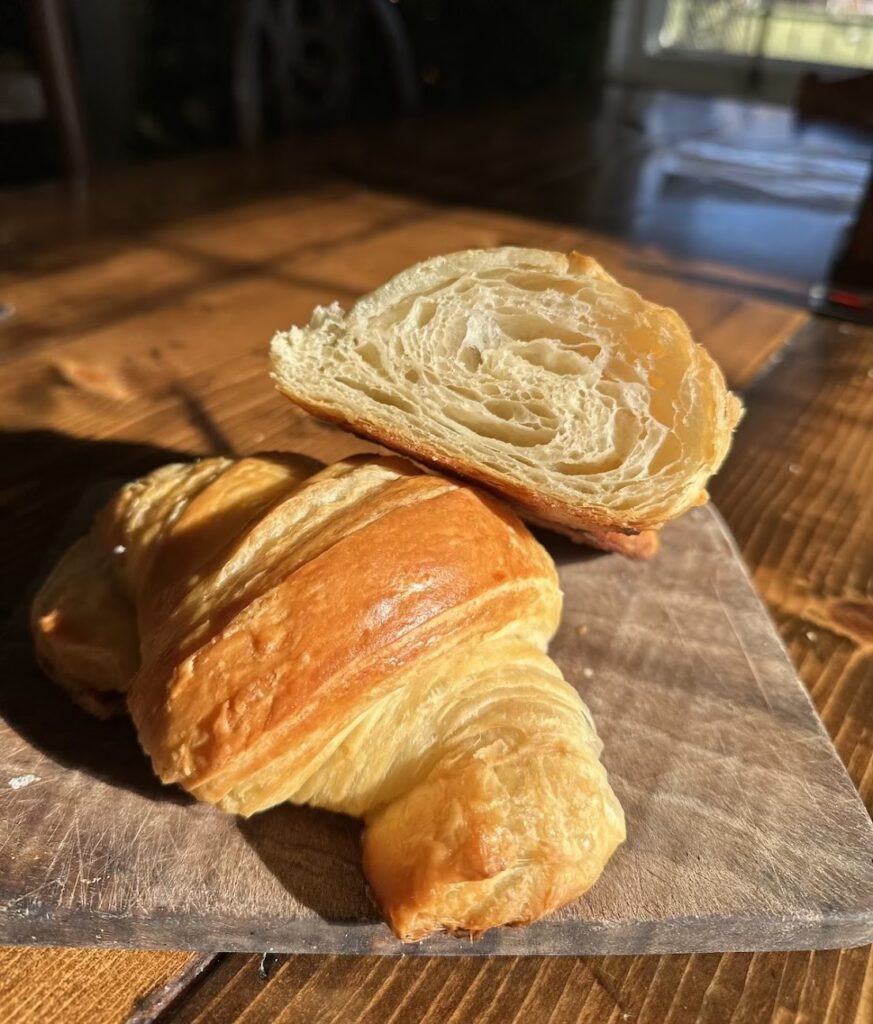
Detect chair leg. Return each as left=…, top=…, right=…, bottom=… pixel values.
left=364, top=0, right=419, bottom=113
left=27, top=0, right=90, bottom=177
left=234, top=0, right=269, bottom=149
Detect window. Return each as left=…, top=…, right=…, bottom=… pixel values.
left=609, top=0, right=873, bottom=99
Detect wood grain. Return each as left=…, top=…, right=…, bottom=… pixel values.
left=0, top=190, right=803, bottom=626
left=0, top=947, right=197, bottom=1024
left=146, top=948, right=873, bottom=1024
left=0, top=152, right=867, bottom=1021
left=712, top=321, right=873, bottom=817
left=0, top=180, right=799, bottom=384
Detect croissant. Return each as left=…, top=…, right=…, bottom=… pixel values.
left=271, top=247, right=743, bottom=558
left=31, top=453, right=624, bottom=940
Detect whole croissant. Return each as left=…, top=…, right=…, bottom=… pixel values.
left=31, top=453, right=624, bottom=940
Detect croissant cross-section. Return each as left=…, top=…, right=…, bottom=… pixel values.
left=270, top=247, right=743, bottom=558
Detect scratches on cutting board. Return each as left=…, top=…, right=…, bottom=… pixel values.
left=1, top=504, right=872, bottom=953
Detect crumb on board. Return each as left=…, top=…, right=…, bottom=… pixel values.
left=8, top=774, right=40, bottom=790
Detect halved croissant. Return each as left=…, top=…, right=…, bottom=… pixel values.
left=271, top=248, right=742, bottom=556
left=31, top=453, right=624, bottom=941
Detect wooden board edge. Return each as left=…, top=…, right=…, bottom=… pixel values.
left=3, top=907, right=872, bottom=957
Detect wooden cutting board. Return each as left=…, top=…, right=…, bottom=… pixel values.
left=1, top=503, right=871, bottom=956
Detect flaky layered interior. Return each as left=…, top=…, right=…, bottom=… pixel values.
left=31, top=453, right=624, bottom=941
left=271, top=247, right=742, bottom=534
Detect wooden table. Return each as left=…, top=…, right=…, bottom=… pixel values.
left=0, top=143, right=870, bottom=1023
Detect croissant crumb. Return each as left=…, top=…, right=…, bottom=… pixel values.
left=271, top=247, right=742, bottom=545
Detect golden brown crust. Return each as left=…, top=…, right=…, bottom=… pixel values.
left=30, top=453, right=624, bottom=942
left=130, top=479, right=555, bottom=794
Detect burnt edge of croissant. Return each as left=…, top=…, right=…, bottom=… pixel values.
left=274, top=382, right=675, bottom=542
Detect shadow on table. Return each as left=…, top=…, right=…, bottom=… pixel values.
left=0, top=625, right=194, bottom=805
left=533, top=529, right=609, bottom=569
left=239, top=805, right=378, bottom=923
left=1, top=428, right=197, bottom=614
left=0, top=429, right=196, bottom=804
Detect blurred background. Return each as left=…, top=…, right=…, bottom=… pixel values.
left=0, top=0, right=871, bottom=300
